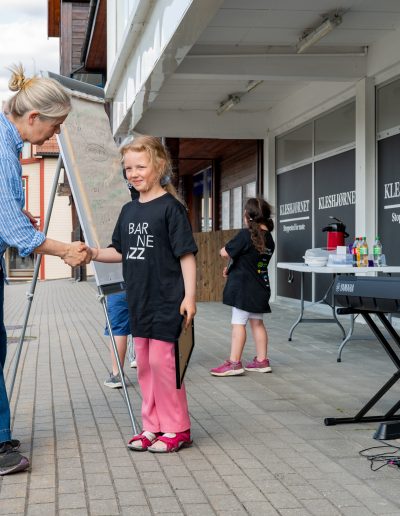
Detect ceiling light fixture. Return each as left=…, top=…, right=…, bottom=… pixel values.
left=246, top=80, right=263, bottom=92
left=296, top=14, right=342, bottom=54
left=216, top=94, right=241, bottom=116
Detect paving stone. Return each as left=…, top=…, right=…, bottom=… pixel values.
left=26, top=504, right=56, bottom=516
left=57, top=479, right=85, bottom=494
left=149, top=496, right=182, bottom=513
left=169, top=476, right=198, bottom=490
left=58, top=492, right=87, bottom=510
left=145, top=483, right=175, bottom=497
left=196, top=481, right=231, bottom=496
left=0, top=484, right=27, bottom=498
left=87, top=485, right=116, bottom=500
left=85, top=472, right=113, bottom=486
left=207, top=494, right=244, bottom=511
left=28, top=488, right=56, bottom=504
left=118, top=490, right=148, bottom=506
left=180, top=503, right=216, bottom=516
left=0, top=497, right=25, bottom=514
left=120, top=507, right=152, bottom=516
left=29, top=474, right=56, bottom=489
left=301, top=498, right=341, bottom=515
left=89, top=499, right=120, bottom=515
left=175, top=488, right=208, bottom=504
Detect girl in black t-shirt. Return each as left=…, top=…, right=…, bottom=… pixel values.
left=89, top=135, right=197, bottom=453
left=210, top=198, right=275, bottom=377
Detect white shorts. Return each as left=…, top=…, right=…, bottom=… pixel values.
left=231, top=307, right=263, bottom=325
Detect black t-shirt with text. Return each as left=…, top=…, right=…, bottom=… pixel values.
left=223, top=229, right=275, bottom=313
left=111, top=193, right=198, bottom=342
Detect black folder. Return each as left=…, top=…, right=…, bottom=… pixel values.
left=175, top=319, right=194, bottom=389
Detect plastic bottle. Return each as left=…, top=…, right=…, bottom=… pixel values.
left=360, top=236, right=369, bottom=267
left=356, top=237, right=362, bottom=267
left=373, top=236, right=382, bottom=267
left=351, top=237, right=359, bottom=267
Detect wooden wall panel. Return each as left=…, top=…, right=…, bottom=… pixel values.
left=72, top=3, right=90, bottom=72
left=220, top=143, right=258, bottom=191
left=194, top=229, right=238, bottom=302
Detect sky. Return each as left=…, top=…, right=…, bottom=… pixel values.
left=0, top=0, right=59, bottom=105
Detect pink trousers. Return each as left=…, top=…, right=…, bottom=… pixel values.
left=134, top=337, right=191, bottom=433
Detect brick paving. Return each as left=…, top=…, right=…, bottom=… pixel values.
left=1, top=278, right=400, bottom=515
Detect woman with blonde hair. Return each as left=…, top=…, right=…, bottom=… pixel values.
left=0, top=64, right=88, bottom=475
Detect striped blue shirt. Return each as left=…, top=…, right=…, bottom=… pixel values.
left=0, top=112, right=46, bottom=259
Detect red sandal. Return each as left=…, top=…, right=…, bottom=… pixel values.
left=147, top=430, right=192, bottom=453
left=127, top=431, right=159, bottom=451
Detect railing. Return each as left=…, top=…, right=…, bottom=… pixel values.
left=193, top=229, right=238, bottom=302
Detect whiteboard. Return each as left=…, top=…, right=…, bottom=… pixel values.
left=57, top=94, right=129, bottom=287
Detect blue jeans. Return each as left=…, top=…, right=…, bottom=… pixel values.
left=0, top=268, right=11, bottom=444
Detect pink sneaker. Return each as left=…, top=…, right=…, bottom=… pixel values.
left=244, top=357, right=272, bottom=373
left=210, top=360, right=244, bottom=377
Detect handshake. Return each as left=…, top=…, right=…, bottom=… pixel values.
left=62, top=242, right=94, bottom=267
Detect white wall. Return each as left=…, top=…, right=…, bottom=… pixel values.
left=43, top=159, right=73, bottom=280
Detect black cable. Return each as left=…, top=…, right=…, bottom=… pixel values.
left=359, top=441, right=400, bottom=471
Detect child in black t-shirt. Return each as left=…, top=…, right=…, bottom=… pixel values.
left=89, top=135, right=197, bottom=453
left=210, top=198, right=275, bottom=377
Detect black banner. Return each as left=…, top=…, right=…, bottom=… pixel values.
left=314, top=150, right=355, bottom=299
left=277, top=165, right=312, bottom=300
left=378, top=134, right=400, bottom=267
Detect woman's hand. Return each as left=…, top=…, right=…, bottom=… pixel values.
left=180, top=296, right=196, bottom=329
left=222, top=266, right=228, bottom=278
left=22, top=209, right=39, bottom=229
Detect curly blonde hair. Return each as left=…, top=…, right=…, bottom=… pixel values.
left=6, top=63, right=71, bottom=120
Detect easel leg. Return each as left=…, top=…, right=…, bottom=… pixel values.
left=8, top=156, right=63, bottom=402
left=101, top=295, right=138, bottom=434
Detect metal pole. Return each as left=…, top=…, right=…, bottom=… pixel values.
left=100, top=292, right=138, bottom=434
left=8, top=156, right=63, bottom=400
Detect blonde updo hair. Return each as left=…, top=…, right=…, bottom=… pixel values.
left=120, top=135, right=184, bottom=204
left=6, top=63, right=71, bottom=120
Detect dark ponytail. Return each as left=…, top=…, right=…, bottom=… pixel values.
left=244, top=197, right=274, bottom=253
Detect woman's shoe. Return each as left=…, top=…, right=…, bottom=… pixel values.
left=147, top=430, right=192, bottom=453
left=127, top=431, right=159, bottom=451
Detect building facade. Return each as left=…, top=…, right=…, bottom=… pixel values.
left=103, top=0, right=400, bottom=301
left=48, top=0, right=400, bottom=301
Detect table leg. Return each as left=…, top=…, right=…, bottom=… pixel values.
left=337, top=314, right=355, bottom=362
left=288, top=271, right=304, bottom=341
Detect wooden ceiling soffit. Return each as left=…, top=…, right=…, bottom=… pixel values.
left=84, top=0, right=107, bottom=71
left=48, top=0, right=61, bottom=37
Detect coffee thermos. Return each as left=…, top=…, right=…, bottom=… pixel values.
left=322, top=217, right=349, bottom=250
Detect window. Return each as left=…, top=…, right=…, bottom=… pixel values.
left=377, top=78, right=400, bottom=136
left=276, top=123, right=312, bottom=169
left=245, top=181, right=256, bottom=199
left=233, top=187, right=243, bottom=229
left=221, top=191, right=230, bottom=229
left=193, top=167, right=213, bottom=232
left=22, top=177, right=27, bottom=209
left=314, top=102, right=355, bottom=156
left=21, top=143, right=31, bottom=160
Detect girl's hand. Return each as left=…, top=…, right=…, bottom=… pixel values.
left=222, top=266, right=228, bottom=278
left=180, top=296, right=196, bottom=328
